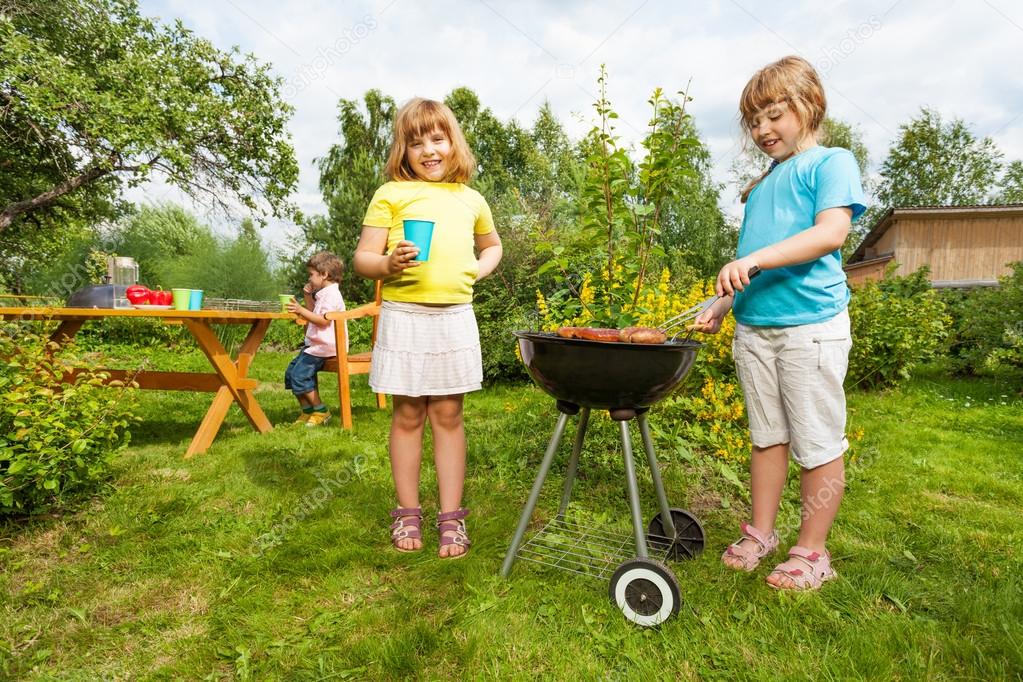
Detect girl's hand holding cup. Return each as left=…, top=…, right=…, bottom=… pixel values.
left=387, top=240, right=421, bottom=274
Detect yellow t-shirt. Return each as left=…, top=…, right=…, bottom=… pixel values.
left=362, top=181, right=495, bottom=304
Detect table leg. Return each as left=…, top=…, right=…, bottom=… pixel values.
left=49, top=320, right=84, bottom=347
left=182, top=319, right=273, bottom=455
left=232, top=320, right=273, bottom=431
left=185, top=387, right=234, bottom=459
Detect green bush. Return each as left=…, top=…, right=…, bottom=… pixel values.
left=847, top=267, right=951, bottom=389
left=472, top=191, right=554, bottom=383
left=0, top=325, right=137, bottom=516
left=475, top=292, right=530, bottom=383
left=943, top=262, right=1023, bottom=378
left=75, top=316, right=190, bottom=351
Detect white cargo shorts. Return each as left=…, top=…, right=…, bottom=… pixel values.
left=732, top=309, right=852, bottom=469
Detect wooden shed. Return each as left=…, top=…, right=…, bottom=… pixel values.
left=845, top=204, right=1023, bottom=287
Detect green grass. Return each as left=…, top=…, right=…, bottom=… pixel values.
left=1, top=352, right=1021, bottom=680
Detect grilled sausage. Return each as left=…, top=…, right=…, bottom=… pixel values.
left=620, top=326, right=667, bottom=344
left=557, top=326, right=667, bottom=343
left=575, top=327, right=621, bottom=342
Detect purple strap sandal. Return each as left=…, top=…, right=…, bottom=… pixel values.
left=389, top=507, right=423, bottom=552
left=767, top=546, right=837, bottom=590
left=721, top=522, right=779, bottom=572
left=436, top=508, right=471, bottom=559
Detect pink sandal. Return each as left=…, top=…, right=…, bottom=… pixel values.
left=767, top=546, right=837, bottom=590
left=437, top=508, right=471, bottom=559
left=721, top=522, right=779, bottom=571
left=390, top=507, right=423, bottom=552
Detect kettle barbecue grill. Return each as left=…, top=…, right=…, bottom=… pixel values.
left=501, top=331, right=707, bottom=627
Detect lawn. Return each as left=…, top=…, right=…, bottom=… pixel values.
left=1, top=348, right=1021, bottom=680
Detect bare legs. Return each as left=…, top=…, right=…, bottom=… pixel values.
left=389, top=394, right=468, bottom=556
left=723, top=443, right=846, bottom=588
left=722, top=443, right=788, bottom=570
left=390, top=395, right=428, bottom=551
left=296, top=389, right=322, bottom=409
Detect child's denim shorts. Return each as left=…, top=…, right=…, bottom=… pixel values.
left=284, top=350, right=328, bottom=396
left=731, top=309, right=851, bottom=469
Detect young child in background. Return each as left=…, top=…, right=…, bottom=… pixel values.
left=284, top=251, right=347, bottom=427
left=692, top=56, right=866, bottom=590
left=354, top=98, right=502, bottom=559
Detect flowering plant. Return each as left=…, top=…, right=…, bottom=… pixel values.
left=535, top=67, right=699, bottom=328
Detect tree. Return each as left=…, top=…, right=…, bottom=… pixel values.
left=998, top=160, right=1023, bottom=203
left=0, top=0, right=299, bottom=235
left=107, top=204, right=279, bottom=299
left=105, top=203, right=213, bottom=289
left=820, top=117, right=870, bottom=174
left=657, top=115, right=735, bottom=278
left=301, top=90, right=395, bottom=302
left=874, top=107, right=1002, bottom=209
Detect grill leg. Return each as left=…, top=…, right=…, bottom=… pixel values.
left=638, top=413, right=677, bottom=538
left=619, top=420, right=649, bottom=559
left=556, top=407, right=590, bottom=520
left=501, top=411, right=572, bottom=577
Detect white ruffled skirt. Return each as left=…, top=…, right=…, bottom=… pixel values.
left=369, top=301, right=483, bottom=397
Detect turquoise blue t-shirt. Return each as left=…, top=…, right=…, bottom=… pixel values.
left=733, top=146, right=866, bottom=327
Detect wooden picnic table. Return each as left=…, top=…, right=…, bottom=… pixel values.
left=0, top=306, right=295, bottom=457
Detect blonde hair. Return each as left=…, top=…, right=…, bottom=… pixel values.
left=385, top=98, right=476, bottom=183
left=738, top=56, right=827, bottom=202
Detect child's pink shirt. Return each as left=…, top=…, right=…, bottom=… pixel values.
left=303, top=282, right=346, bottom=357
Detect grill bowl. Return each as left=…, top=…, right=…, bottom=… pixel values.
left=514, top=331, right=701, bottom=410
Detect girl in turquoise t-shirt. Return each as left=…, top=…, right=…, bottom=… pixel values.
left=353, top=98, right=502, bottom=559
left=693, top=56, right=866, bottom=590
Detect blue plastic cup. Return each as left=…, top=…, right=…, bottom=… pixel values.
left=402, top=219, right=435, bottom=262
left=189, top=289, right=204, bottom=310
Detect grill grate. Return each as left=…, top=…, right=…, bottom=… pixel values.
left=515, top=517, right=674, bottom=581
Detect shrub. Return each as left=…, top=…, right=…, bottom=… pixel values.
left=944, top=262, right=1023, bottom=379
left=475, top=293, right=530, bottom=382
left=0, top=325, right=137, bottom=516
left=652, top=279, right=751, bottom=464
left=846, top=267, right=951, bottom=389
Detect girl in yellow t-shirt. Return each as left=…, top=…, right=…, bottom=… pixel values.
left=354, top=98, right=502, bottom=559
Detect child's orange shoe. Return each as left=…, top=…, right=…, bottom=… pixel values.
left=294, top=412, right=312, bottom=424
left=305, top=410, right=331, bottom=427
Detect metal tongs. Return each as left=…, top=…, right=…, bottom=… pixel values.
left=660, top=266, right=761, bottom=341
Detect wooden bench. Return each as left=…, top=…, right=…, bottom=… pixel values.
left=322, top=280, right=387, bottom=429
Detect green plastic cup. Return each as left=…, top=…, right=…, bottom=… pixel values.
left=279, top=294, right=295, bottom=312
left=402, top=219, right=435, bottom=261
left=172, top=288, right=190, bottom=311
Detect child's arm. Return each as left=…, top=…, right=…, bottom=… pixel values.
left=353, top=226, right=420, bottom=279
left=716, top=207, right=852, bottom=296
left=474, top=230, right=503, bottom=282
left=286, top=295, right=330, bottom=328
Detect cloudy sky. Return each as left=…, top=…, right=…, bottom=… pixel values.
left=135, top=0, right=1023, bottom=251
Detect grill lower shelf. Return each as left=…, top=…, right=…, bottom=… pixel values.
left=515, top=517, right=676, bottom=581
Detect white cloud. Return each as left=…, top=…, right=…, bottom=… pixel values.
left=131, top=0, right=1023, bottom=251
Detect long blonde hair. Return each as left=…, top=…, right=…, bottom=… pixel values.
left=385, top=98, right=476, bottom=183
left=738, top=56, right=826, bottom=202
